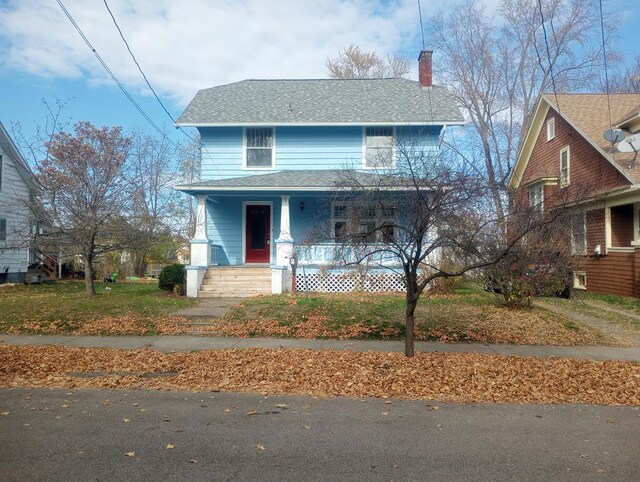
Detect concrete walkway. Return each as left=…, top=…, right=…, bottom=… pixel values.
left=2, top=334, right=639, bottom=361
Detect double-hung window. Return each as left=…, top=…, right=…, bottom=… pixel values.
left=560, top=146, right=570, bottom=187
left=528, top=184, right=544, bottom=211
left=570, top=212, right=586, bottom=255
left=364, top=127, right=394, bottom=168
left=245, top=128, right=274, bottom=168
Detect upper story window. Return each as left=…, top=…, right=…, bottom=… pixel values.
left=244, top=128, right=274, bottom=169
left=528, top=184, right=544, bottom=211
left=560, top=146, right=570, bottom=187
left=547, top=118, right=555, bottom=141
left=364, top=127, right=394, bottom=169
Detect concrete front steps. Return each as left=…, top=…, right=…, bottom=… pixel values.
left=198, top=266, right=272, bottom=297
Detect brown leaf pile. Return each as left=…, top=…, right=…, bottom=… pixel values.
left=1, top=304, right=618, bottom=346
left=1, top=345, right=638, bottom=405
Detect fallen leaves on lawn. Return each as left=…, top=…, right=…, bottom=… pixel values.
left=0, top=345, right=639, bottom=406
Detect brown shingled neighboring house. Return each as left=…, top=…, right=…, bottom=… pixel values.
left=510, top=93, right=640, bottom=298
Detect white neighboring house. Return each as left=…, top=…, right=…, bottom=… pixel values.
left=0, top=121, right=38, bottom=283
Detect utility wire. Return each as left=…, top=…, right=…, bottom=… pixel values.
left=102, top=0, right=200, bottom=145
left=537, top=0, right=562, bottom=116
left=55, top=0, right=179, bottom=147
left=417, top=0, right=426, bottom=51
left=598, top=0, right=613, bottom=130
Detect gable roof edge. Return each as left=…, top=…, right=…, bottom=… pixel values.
left=542, top=94, right=636, bottom=185
left=509, top=96, right=549, bottom=189
left=0, top=121, right=38, bottom=193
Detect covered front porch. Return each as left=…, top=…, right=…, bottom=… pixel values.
left=175, top=170, right=405, bottom=297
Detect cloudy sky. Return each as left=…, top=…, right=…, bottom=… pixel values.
left=0, top=0, right=637, bottom=150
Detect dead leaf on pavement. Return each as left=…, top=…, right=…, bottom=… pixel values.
left=124, top=451, right=135, bottom=457
left=166, top=444, right=174, bottom=450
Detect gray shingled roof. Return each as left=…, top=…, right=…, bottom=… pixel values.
left=177, top=79, right=464, bottom=126
left=175, top=170, right=408, bottom=192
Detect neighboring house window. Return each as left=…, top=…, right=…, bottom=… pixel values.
left=571, top=212, right=586, bottom=255
left=364, top=127, right=394, bottom=168
left=0, top=219, right=6, bottom=241
left=528, top=184, right=544, bottom=211
left=331, top=202, right=396, bottom=242
left=244, top=128, right=274, bottom=168
left=0, top=155, right=3, bottom=190
left=547, top=118, right=555, bottom=141
left=573, top=271, right=586, bottom=290
left=560, top=146, right=570, bottom=187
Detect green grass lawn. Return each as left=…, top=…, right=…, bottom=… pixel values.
left=0, top=280, right=196, bottom=332
left=541, top=290, right=640, bottom=331
left=223, top=285, right=610, bottom=345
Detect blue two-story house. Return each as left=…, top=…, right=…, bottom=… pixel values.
left=176, top=51, right=464, bottom=297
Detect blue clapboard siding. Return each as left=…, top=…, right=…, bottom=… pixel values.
left=207, top=194, right=282, bottom=265
left=198, top=125, right=442, bottom=180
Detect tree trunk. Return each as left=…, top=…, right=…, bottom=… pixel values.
left=405, top=293, right=418, bottom=357
left=83, top=252, right=96, bottom=296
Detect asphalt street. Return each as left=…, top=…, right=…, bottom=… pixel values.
left=1, top=388, right=638, bottom=481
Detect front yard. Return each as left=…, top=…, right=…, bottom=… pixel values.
left=0, top=280, right=627, bottom=346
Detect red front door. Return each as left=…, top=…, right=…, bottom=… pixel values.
left=245, top=204, right=271, bottom=263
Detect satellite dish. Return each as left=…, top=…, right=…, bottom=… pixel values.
left=618, top=133, right=640, bottom=153
left=604, top=128, right=625, bottom=143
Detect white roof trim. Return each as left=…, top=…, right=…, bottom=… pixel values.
left=174, top=184, right=413, bottom=193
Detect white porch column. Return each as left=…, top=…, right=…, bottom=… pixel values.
left=188, top=194, right=211, bottom=297
left=274, top=195, right=294, bottom=292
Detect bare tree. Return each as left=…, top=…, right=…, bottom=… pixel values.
left=431, top=0, right=614, bottom=219
left=326, top=44, right=411, bottom=79
left=125, top=129, right=184, bottom=276
left=602, top=55, right=640, bottom=93
left=37, top=122, right=132, bottom=295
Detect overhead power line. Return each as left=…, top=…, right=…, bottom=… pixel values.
left=55, top=0, right=179, bottom=147
left=102, top=0, right=200, bottom=145
left=598, top=0, right=613, bottom=130
left=537, top=0, right=562, bottom=116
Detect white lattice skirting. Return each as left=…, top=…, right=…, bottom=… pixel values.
left=295, top=272, right=406, bottom=293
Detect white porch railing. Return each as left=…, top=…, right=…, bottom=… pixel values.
left=295, top=243, right=401, bottom=267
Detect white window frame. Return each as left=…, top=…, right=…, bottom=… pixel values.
left=528, top=184, right=544, bottom=211
left=331, top=201, right=396, bottom=243
left=547, top=117, right=555, bottom=141
left=363, top=126, right=396, bottom=169
left=573, top=271, right=586, bottom=290
left=243, top=127, right=276, bottom=170
left=570, top=212, right=586, bottom=255
left=560, top=146, right=570, bottom=187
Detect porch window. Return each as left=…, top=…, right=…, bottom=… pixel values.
left=528, top=184, right=544, bottom=211
left=245, top=128, right=274, bottom=168
left=610, top=204, right=634, bottom=247
left=570, top=212, right=586, bottom=255
left=560, top=146, right=570, bottom=187
left=547, top=118, right=555, bottom=141
left=364, top=127, right=394, bottom=168
left=331, top=201, right=396, bottom=242
left=0, top=219, right=6, bottom=241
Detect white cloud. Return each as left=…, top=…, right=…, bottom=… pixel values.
left=0, top=0, right=421, bottom=106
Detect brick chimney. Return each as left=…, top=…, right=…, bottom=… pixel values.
left=418, top=50, right=433, bottom=87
